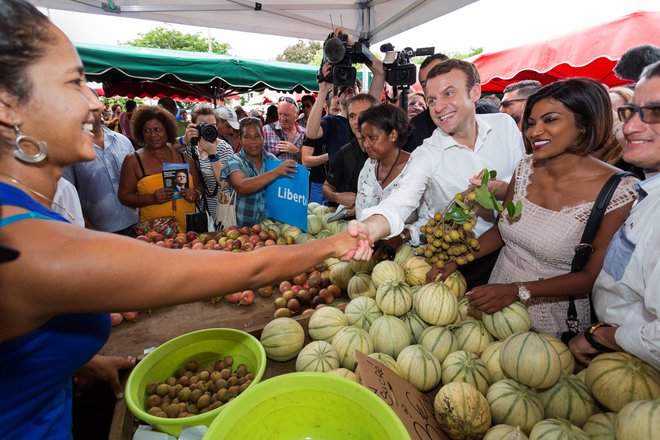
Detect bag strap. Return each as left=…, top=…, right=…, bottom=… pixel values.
left=189, top=147, right=220, bottom=197
left=566, top=171, right=634, bottom=329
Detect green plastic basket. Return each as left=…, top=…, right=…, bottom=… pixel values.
left=124, top=328, right=266, bottom=437
left=204, top=372, right=411, bottom=440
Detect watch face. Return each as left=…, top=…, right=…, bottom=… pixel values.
left=518, top=286, right=531, bottom=301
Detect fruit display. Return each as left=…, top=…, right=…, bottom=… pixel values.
left=143, top=356, right=252, bottom=418
left=416, top=170, right=522, bottom=268
left=528, top=418, right=589, bottom=440
left=397, top=344, right=442, bottom=392
left=434, top=382, right=492, bottom=440
left=260, top=317, right=305, bottom=362
left=499, top=332, right=561, bottom=389
left=486, top=379, right=544, bottom=434
left=295, top=341, right=340, bottom=373
left=614, top=399, right=660, bottom=440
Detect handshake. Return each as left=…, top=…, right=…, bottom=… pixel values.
left=335, top=219, right=375, bottom=261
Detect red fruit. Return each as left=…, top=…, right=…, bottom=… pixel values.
left=279, top=281, right=292, bottom=293
left=121, top=311, right=139, bottom=321
left=257, top=286, right=273, bottom=298
left=264, top=239, right=276, bottom=246
left=294, top=274, right=309, bottom=287
left=291, top=285, right=302, bottom=294
left=249, top=234, right=261, bottom=245
left=315, top=304, right=327, bottom=310
left=226, top=292, right=242, bottom=304
left=327, top=284, right=341, bottom=298
left=315, top=262, right=329, bottom=272
left=186, top=231, right=198, bottom=242
left=136, top=235, right=152, bottom=243
left=192, top=243, right=204, bottom=250
left=287, top=298, right=301, bottom=313
left=320, top=278, right=332, bottom=288
left=239, top=226, right=250, bottom=235
left=320, top=290, right=335, bottom=304
left=308, top=287, right=319, bottom=297
left=251, top=224, right=262, bottom=233
left=155, top=241, right=166, bottom=247
left=302, top=308, right=315, bottom=317
left=239, top=290, right=255, bottom=306
left=242, top=242, right=255, bottom=252
left=110, top=313, right=123, bottom=326
left=258, top=231, right=269, bottom=241
left=212, top=244, right=222, bottom=250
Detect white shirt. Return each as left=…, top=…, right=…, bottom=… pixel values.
left=53, top=177, right=85, bottom=227
left=361, top=113, right=524, bottom=244
left=594, top=173, right=660, bottom=370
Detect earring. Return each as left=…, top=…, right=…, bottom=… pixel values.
left=13, top=125, right=47, bottom=163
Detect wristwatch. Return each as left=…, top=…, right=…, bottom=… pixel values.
left=584, top=322, right=614, bottom=352
left=515, top=282, right=531, bottom=303
left=208, top=153, right=220, bottom=162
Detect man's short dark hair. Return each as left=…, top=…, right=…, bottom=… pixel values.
left=125, top=100, right=137, bottom=112
left=615, top=45, right=660, bottom=82
left=420, top=53, right=449, bottom=70
left=427, top=59, right=480, bottom=92
left=158, top=97, right=178, bottom=116
left=346, top=93, right=378, bottom=111
left=301, top=94, right=316, bottom=105
left=640, top=60, right=660, bottom=81
left=503, top=80, right=542, bottom=98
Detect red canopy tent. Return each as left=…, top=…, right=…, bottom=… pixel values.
left=473, top=11, right=660, bottom=93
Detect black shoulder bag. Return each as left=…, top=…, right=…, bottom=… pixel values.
left=560, top=171, right=633, bottom=343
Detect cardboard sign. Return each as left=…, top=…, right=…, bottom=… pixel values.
left=264, top=159, right=310, bottom=231
left=356, top=351, right=449, bottom=440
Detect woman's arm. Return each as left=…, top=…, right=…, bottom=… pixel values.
left=228, top=161, right=297, bottom=196
left=117, top=154, right=171, bottom=208
left=0, top=219, right=371, bottom=342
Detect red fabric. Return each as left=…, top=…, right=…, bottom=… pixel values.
left=473, top=11, right=660, bottom=92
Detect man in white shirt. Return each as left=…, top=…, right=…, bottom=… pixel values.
left=570, top=61, right=660, bottom=370
left=359, top=59, right=525, bottom=288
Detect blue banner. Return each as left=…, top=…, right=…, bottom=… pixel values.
left=265, top=159, right=310, bottom=231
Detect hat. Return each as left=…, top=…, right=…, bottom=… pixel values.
left=214, top=106, right=240, bottom=130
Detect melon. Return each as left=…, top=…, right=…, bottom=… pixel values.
left=367, top=352, right=401, bottom=376
left=295, top=341, right=340, bottom=373
left=585, top=352, right=660, bottom=412
left=326, top=367, right=359, bottom=382
left=456, top=297, right=470, bottom=323
left=349, top=258, right=376, bottom=275
left=480, top=341, right=505, bottom=382
left=324, top=257, right=341, bottom=270
left=418, top=325, right=458, bottom=363
left=307, top=202, right=320, bottom=213
left=314, top=204, right=332, bottom=217
left=484, top=425, right=529, bottom=440
left=308, top=306, right=348, bottom=343
left=452, top=319, right=493, bottom=356
left=347, top=272, right=376, bottom=299
left=393, top=242, right=416, bottom=266
left=575, top=368, right=586, bottom=383
left=615, top=400, right=660, bottom=440
left=371, top=260, right=405, bottom=288
left=368, top=315, right=412, bottom=358
left=400, top=309, right=429, bottom=343
left=539, top=334, right=576, bottom=375
left=282, top=225, right=303, bottom=240
left=481, top=302, right=531, bottom=341
left=441, top=350, right=492, bottom=396
left=414, top=282, right=458, bottom=326
left=307, top=214, right=323, bottom=235
left=500, top=332, right=561, bottom=390
left=582, top=412, right=617, bottom=440
left=331, top=326, right=374, bottom=371
left=443, top=270, right=467, bottom=300
left=344, top=296, right=382, bottom=331
left=529, top=418, right=589, bottom=440
left=402, top=256, right=431, bottom=286
left=375, top=280, right=413, bottom=317
left=486, top=379, right=545, bottom=435
left=329, top=261, right=353, bottom=290
left=434, top=382, right=492, bottom=439
left=396, top=344, right=442, bottom=392
left=315, top=229, right=332, bottom=239
left=260, top=317, right=305, bottom=361
left=538, top=373, right=595, bottom=427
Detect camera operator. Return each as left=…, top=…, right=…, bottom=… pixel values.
left=179, top=104, right=235, bottom=225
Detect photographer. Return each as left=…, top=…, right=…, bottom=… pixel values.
left=179, top=104, right=234, bottom=225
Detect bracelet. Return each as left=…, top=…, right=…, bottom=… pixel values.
left=584, top=323, right=614, bottom=352
left=208, top=154, right=220, bottom=163
left=178, top=136, right=184, bottom=146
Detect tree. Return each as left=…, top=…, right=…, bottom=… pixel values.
left=445, top=47, right=484, bottom=60
left=276, top=40, right=322, bottom=65
left=124, top=26, right=230, bottom=54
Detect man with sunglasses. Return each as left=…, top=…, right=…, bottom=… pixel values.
left=569, top=61, right=660, bottom=370
left=263, top=96, right=306, bottom=163
left=299, top=95, right=316, bottom=128
left=499, top=80, right=541, bottom=131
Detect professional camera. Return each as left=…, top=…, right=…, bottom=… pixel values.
left=191, top=121, right=218, bottom=146
left=380, top=43, right=435, bottom=87
left=317, top=32, right=373, bottom=86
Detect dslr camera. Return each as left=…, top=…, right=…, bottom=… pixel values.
left=191, top=121, right=218, bottom=146
left=380, top=43, right=434, bottom=87
left=317, top=32, right=373, bottom=86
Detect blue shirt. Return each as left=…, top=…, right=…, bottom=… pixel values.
left=221, top=149, right=277, bottom=227
left=63, top=126, right=138, bottom=232
left=320, top=114, right=353, bottom=160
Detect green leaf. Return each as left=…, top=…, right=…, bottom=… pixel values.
left=445, top=205, right=470, bottom=223
left=489, top=170, right=497, bottom=180
left=454, top=199, right=469, bottom=210
left=475, top=186, right=495, bottom=210
left=506, top=202, right=515, bottom=218
left=480, top=171, right=490, bottom=187
left=514, top=200, right=523, bottom=217
left=490, top=193, right=503, bottom=213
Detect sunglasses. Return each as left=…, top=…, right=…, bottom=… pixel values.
left=499, top=98, right=527, bottom=109
left=278, top=96, right=297, bottom=105
left=617, top=104, right=660, bottom=124
left=239, top=116, right=263, bottom=126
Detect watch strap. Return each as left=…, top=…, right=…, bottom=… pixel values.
left=584, top=325, right=614, bottom=352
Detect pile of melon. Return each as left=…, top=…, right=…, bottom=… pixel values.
left=260, top=247, right=660, bottom=440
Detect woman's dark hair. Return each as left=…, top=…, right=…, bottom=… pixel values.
left=522, top=78, right=613, bottom=155
left=0, top=0, right=54, bottom=103
left=358, top=103, right=411, bottom=149
left=111, top=104, right=122, bottom=113
left=131, top=106, right=178, bottom=146
left=239, top=117, right=264, bottom=138
left=265, top=105, right=279, bottom=125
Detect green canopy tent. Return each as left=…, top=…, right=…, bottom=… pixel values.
left=76, top=43, right=321, bottom=102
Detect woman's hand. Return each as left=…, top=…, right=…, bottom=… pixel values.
left=181, top=188, right=198, bottom=202
left=183, top=124, right=200, bottom=145
left=199, top=137, right=220, bottom=156
left=153, top=187, right=173, bottom=204
left=467, top=283, right=518, bottom=314
left=273, top=160, right=298, bottom=178
left=75, top=355, right=135, bottom=399
left=426, top=260, right=458, bottom=283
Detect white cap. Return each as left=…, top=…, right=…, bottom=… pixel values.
left=214, top=106, right=240, bottom=130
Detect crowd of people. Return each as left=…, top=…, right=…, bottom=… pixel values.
left=1, top=0, right=659, bottom=438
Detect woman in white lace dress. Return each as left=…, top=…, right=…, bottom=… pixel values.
left=456, top=78, right=639, bottom=336
left=355, top=104, right=415, bottom=259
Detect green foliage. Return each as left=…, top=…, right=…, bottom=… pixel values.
left=124, top=26, right=230, bottom=54
left=445, top=47, right=484, bottom=60
left=276, top=40, right=322, bottom=65
left=102, top=97, right=145, bottom=110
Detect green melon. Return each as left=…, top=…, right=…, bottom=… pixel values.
left=344, top=296, right=382, bottom=331
left=529, top=418, right=589, bottom=440
left=375, top=280, right=413, bottom=317
left=260, top=317, right=305, bottom=362
left=400, top=309, right=430, bottom=343
left=499, top=332, right=561, bottom=390
left=486, top=379, right=544, bottom=435
left=434, top=382, right=492, bottom=439
left=418, top=325, right=458, bottom=363
left=397, top=344, right=442, bottom=392
left=452, top=319, right=493, bottom=356
left=582, top=412, right=617, bottom=440
left=481, top=302, right=531, bottom=341
left=331, top=326, right=374, bottom=371
left=441, top=350, right=492, bottom=396
left=369, top=315, right=412, bottom=359
left=371, top=260, right=406, bottom=288
left=414, top=282, right=458, bottom=326
left=295, top=341, right=340, bottom=373
left=538, top=373, right=596, bottom=427
left=308, top=306, right=348, bottom=343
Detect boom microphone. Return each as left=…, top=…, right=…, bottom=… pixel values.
left=323, top=37, right=346, bottom=64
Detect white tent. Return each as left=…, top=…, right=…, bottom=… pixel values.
left=32, top=0, right=476, bottom=43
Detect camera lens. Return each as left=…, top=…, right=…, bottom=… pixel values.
left=198, top=122, right=218, bottom=143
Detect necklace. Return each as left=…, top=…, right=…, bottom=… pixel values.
left=0, top=172, right=75, bottom=221
left=376, top=148, right=402, bottom=185
left=145, top=146, right=174, bottom=165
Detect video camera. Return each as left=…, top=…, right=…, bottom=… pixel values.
left=380, top=43, right=435, bottom=87
left=317, top=32, right=373, bottom=86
